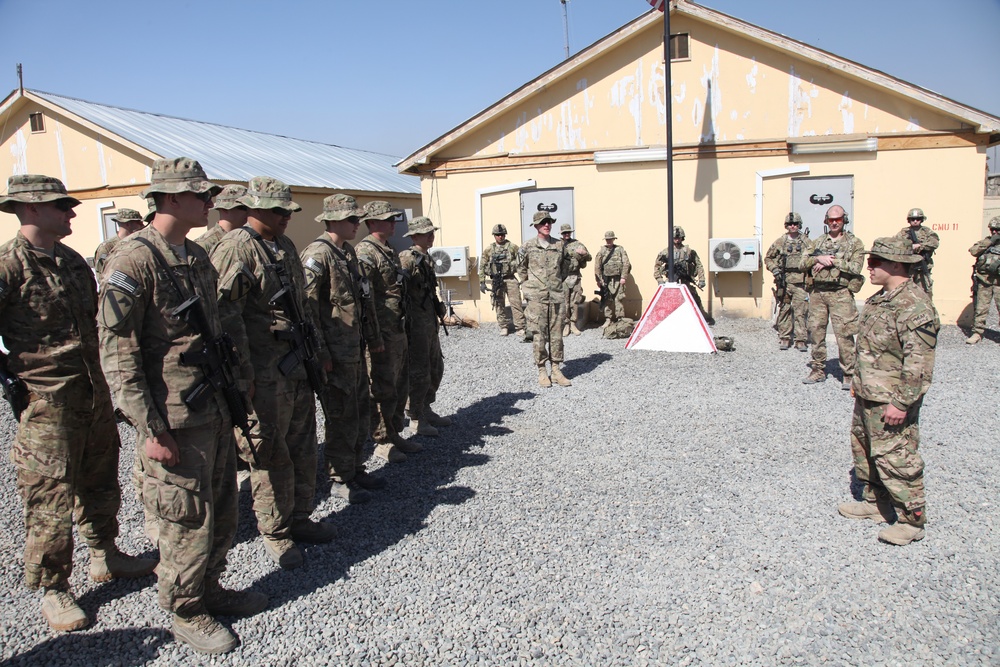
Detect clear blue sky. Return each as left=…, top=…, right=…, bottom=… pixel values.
left=2, top=0, right=998, bottom=163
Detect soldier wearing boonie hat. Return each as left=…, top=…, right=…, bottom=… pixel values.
left=212, top=176, right=335, bottom=571
left=595, top=229, right=632, bottom=327
left=894, top=207, right=939, bottom=295
left=558, top=221, right=591, bottom=336
left=195, top=184, right=248, bottom=254
left=838, top=235, right=938, bottom=547
left=764, top=211, right=809, bottom=351
left=300, top=194, right=385, bottom=504
left=478, top=221, right=526, bottom=337
left=94, top=208, right=146, bottom=275
left=967, top=216, right=1000, bottom=345
left=1, top=174, right=156, bottom=634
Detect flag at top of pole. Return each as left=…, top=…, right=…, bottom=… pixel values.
left=648, top=0, right=666, bottom=11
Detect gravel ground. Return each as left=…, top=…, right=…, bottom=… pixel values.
left=1, top=313, right=999, bottom=666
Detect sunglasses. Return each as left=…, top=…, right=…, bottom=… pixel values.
left=827, top=216, right=845, bottom=223
left=52, top=199, right=76, bottom=212
left=192, top=191, right=215, bottom=203
left=867, top=257, right=883, bottom=268
left=907, top=218, right=922, bottom=222
left=270, top=207, right=293, bottom=217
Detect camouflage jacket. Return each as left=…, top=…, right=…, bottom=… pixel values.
left=855, top=279, right=938, bottom=410
left=0, top=231, right=110, bottom=402
left=654, top=245, right=704, bottom=285
left=400, top=246, right=443, bottom=332
left=212, top=227, right=327, bottom=385
left=194, top=224, right=226, bottom=255
left=98, top=226, right=229, bottom=436
left=969, top=234, right=1000, bottom=285
left=800, top=231, right=865, bottom=289
left=595, top=244, right=631, bottom=281
left=764, top=233, right=808, bottom=285
left=894, top=224, right=939, bottom=269
left=517, top=236, right=568, bottom=304
left=94, top=236, right=120, bottom=276
left=301, top=234, right=377, bottom=364
left=562, top=239, right=592, bottom=277
left=356, top=235, right=406, bottom=342
left=478, top=241, right=520, bottom=282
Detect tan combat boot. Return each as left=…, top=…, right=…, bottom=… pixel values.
left=966, top=333, right=982, bottom=345
left=375, top=442, right=407, bottom=463
left=570, top=321, right=583, bottom=336
left=172, top=608, right=238, bottom=654
left=89, top=543, right=157, bottom=582
left=262, top=536, right=304, bottom=569
left=41, top=588, right=89, bottom=632
left=878, top=523, right=925, bottom=546
left=412, top=419, right=439, bottom=437
left=802, top=369, right=826, bottom=384
left=538, top=365, right=552, bottom=388
left=500, top=328, right=509, bottom=337
left=550, top=364, right=572, bottom=387
left=562, top=322, right=571, bottom=336
left=838, top=501, right=893, bottom=523
left=794, top=341, right=807, bottom=351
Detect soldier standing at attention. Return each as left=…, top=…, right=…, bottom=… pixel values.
left=301, top=195, right=384, bottom=504
left=99, top=159, right=266, bottom=654
left=518, top=212, right=572, bottom=388
left=965, top=216, right=1000, bottom=345
left=595, top=230, right=631, bottom=326
left=764, top=213, right=809, bottom=350
left=478, top=224, right=526, bottom=337
left=894, top=208, right=939, bottom=295
left=559, top=223, right=592, bottom=336
left=654, top=226, right=712, bottom=324
left=801, top=205, right=865, bottom=389
left=839, top=237, right=938, bottom=546
left=0, top=175, right=156, bottom=633
left=194, top=184, right=247, bottom=254
left=212, top=176, right=336, bottom=570
left=357, top=201, right=421, bottom=462
left=94, top=208, right=146, bottom=275
left=399, top=217, right=452, bottom=437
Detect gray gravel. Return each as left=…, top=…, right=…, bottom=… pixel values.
left=1, top=313, right=999, bottom=666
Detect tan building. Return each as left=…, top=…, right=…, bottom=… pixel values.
left=0, top=89, right=421, bottom=259
left=399, top=1, right=1000, bottom=325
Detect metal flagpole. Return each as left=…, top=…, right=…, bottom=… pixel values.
left=663, top=2, right=676, bottom=283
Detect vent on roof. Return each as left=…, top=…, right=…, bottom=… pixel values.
left=29, top=112, right=44, bottom=133
left=670, top=33, right=690, bottom=61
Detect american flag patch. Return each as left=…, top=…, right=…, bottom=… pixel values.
left=108, top=270, right=140, bottom=296
left=304, top=257, right=324, bottom=274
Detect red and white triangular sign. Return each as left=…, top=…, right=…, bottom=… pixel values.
left=625, top=283, right=716, bottom=352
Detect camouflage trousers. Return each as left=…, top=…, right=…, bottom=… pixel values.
left=493, top=277, right=526, bottom=332
left=367, top=330, right=409, bottom=442
left=323, top=356, right=371, bottom=484
left=971, top=281, right=999, bottom=335
left=563, top=274, right=585, bottom=325
left=141, top=412, right=237, bottom=614
left=850, top=397, right=926, bottom=524
left=407, top=323, right=444, bottom=418
left=526, top=299, right=564, bottom=366
left=774, top=282, right=809, bottom=343
left=807, top=287, right=859, bottom=376
left=241, top=376, right=318, bottom=535
left=602, top=276, right=626, bottom=321
left=13, top=388, right=122, bottom=590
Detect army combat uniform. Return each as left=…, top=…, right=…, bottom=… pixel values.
left=894, top=214, right=939, bottom=295
left=765, top=231, right=809, bottom=348
left=478, top=232, right=526, bottom=335
left=195, top=184, right=247, bottom=255
left=655, top=228, right=711, bottom=324
left=966, top=217, right=1000, bottom=344
left=560, top=225, right=591, bottom=335
left=94, top=208, right=145, bottom=276
left=595, top=233, right=631, bottom=323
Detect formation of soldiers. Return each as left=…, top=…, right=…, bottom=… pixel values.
left=0, top=160, right=451, bottom=655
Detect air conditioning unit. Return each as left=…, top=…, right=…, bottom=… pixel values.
left=429, top=246, right=469, bottom=278
left=708, top=238, right=760, bottom=272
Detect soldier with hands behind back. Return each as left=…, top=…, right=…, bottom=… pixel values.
left=595, top=230, right=631, bottom=326
left=559, top=222, right=592, bottom=336
left=654, top=226, right=712, bottom=324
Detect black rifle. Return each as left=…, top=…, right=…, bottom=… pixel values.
left=0, top=352, right=29, bottom=421
left=908, top=227, right=930, bottom=290
left=133, top=237, right=260, bottom=465
left=489, top=255, right=506, bottom=311
left=594, top=283, right=611, bottom=307
left=413, top=252, right=449, bottom=336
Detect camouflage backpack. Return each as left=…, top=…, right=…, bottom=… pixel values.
left=977, top=246, right=1000, bottom=278
left=602, top=318, right=636, bottom=339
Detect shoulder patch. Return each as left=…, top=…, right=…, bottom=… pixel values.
left=100, top=287, right=137, bottom=332
left=219, top=263, right=256, bottom=302
left=304, top=256, right=324, bottom=275
left=107, top=270, right=141, bottom=297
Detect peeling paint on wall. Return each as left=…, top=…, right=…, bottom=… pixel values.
left=648, top=62, right=667, bottom=127
left=610, top=62, right=644, bottom=146
left=96, top=137, right=107, bottom=184
left=558, top=100, right=584, bottom=150
left=515, top=112, right=528, bottom=153
left=906, top=116, right=919, bottom=131
left=746, top=58, right=758, bottom=94
left=10, top=130, right=27, bottom=175
left=787, top=66, right=813, bottom=137
left=55, top=121, right=68, bottom=184
left=839, top=93, right=854, bottom=134
left=674, top=82, right=686, bottom=104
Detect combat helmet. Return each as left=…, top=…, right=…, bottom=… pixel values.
left=492, top=224, right=507, bottom=235
left=906, top=208, right=926, bottom=221
left=673, top=226, right=685, bottom=240
left=989, top=216, right=1000, bottom=232
left=784, top=212, right=802, bottom=226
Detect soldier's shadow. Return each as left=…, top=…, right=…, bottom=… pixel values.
left=245, top=391, right=532, bottom=607
left=0, top=628, right=168, bottom=667
left=561, top=352, right=613, bottom=379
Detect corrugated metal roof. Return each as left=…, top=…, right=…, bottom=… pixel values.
left=33, top=90, right=420, bottom=194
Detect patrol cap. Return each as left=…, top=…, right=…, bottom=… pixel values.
left=560, top=223, right=573, bottom=234
left=238, top=176, right=302, bottom=213
left=403, top=216, right=439, bottom=237
left=604, top=230, right=617, bottom=240
left=0, top=175, right=81, bottom=214
left=363, top=200, right=403, bottom=223
left=213, top=184, right=248, bottom=210
left=906, top=208, right=926, bottom=221
left=784, top=212, right=802, bottom=226
left=141, top=157, right=222, bottom=199
left=673, top=226, right=685, bottom=239
left=492, top=224, right=507, bottom=235
left=532, top=211, right=554, bottom=226
left=316, top=193, right=364, bottom=223
left=989, top=216, right=1000, bottom=231
left=865, top=236, right=922, bottom=264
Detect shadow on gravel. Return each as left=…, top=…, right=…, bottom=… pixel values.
left=250, top=390, right=533, bottom=607
left=0, top=627, right=169, bottom=667
left=561, top=352, right=613, bottom=379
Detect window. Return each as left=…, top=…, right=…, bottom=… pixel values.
left=29, top=112, right=44, bottom=133
left=670, top=33, right=690, bottom=61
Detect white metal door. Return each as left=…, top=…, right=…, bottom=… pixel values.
left=520, top=188, right=574, bottom=242
left=791, top=176, right=854, bottom=239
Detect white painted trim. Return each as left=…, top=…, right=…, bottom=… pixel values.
left=474, top=180, right=537, bottom=262
left=755, top=166, right=810, bottom=245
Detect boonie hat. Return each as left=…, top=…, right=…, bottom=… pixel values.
left=112, top=208, right=144, bottom=224
left=403, top=216, right=439, bottom=237
left=865, top=236, right=922, bottom=264
left=532, top=211, right=554, bottom=226
left=0, top=174, right=81, bottom=214
left=214, top=184, right=248, bottom=210
left=141, top=157, right=222, bottom=199
left=492, top=224, right=507, bottom=235
left=316, top=194, right=364, bottom=223
left=238, top=176, right=302, bottom=213
left=604, top=230, right=617, bottom=240
left=560, top=223, right=573, bottom=234
left=363, top=200, right=403, bottom=222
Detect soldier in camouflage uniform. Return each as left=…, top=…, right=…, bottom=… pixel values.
left=0, top=175, right=156, bottom=633
left=839, top=237, right=938, bottom=546
left=478, top=223, right=526, bottom=337
left=893, top=208, right=939, bottom=295
left=654, top=226, right=712, bottom=324
left=301, top=194, right=384, bottom=504
left=98, top=159, right=266, bottom=654
left=357, top=201, right=420, bottom=462
left=764, top=213, right=809, bottom=350
left=212, top=177, right=336, bottom=570
left=559, top=223, right=592, bottom=336
left=801, top=205, right=865, bottom=389
left=400, top=217, right=452, bottom=437
left=965, top=216, right=1000, bottom=345
left=194, top=184, right=247, bottom=254
left=94, top=208, right=146, bottom=276
left=517, top=212, right=572, bottom=388
left=595, top=231, right=631, bottom=325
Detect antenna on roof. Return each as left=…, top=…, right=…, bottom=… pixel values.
left=560, top=0, right=570, bottom=58
left=16, top=63, right=23, bottom=94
